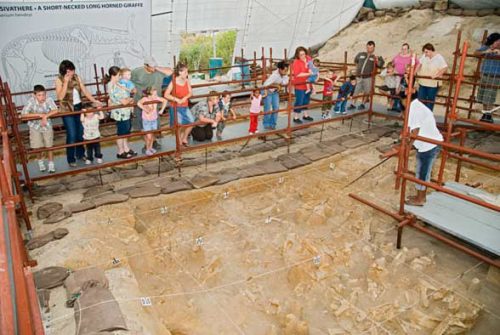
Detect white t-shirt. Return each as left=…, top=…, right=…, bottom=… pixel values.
left=408, top=99, right=443, bottom=152
left=73, top=88, right=82, bottom=105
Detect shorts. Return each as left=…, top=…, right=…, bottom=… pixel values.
left=354, top=77, right=372, bottom=95
left=477, top=73, right=499, bottom=106
left=116, top=119, right=131, bottom=136
left=307, top=74, right=319, bottom=83
left=322, top=95, right=333, bottom=111
left=169, top=106, right=194, bottom=126
left=29, top=128, right=53, bottom=149
left=143, top=119, right=158, bottom=131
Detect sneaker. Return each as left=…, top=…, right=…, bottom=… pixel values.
left=255, top=130, right=259, bottom=134
left=116, top=152, right=132, bottom=159
left=347, top=104, right=356, bottom=110
left=48, top=161, right=55, bottom=173
left=69, top=162, right=77, bottom=168
left=96, top=158, right=103, bottom=164
left=216, top=135, right=223, bottom=140
left=249, top=132, right=255, bottom=135
left=85, top=159, right=92, bottom=165
left=341, top=111, right=348, bottom=115
left=128, top=150, right=138, bottom=156
left=38, top=160, right=46, bottom=172
left=150, top=148, right=157, bottom=154
left=145, top=149, right=154, bottom=156
left=293, top=118, right=303, bottom=124
left=321, top=114, right=326, bottom=120
left=357, top=104, right=366, bottom=110
left=303, top=115, right=313, bottom=121
left=480, top=113, right=493, bottom=123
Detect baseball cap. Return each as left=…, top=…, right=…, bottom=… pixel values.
left=144, top=56, right=157, bottom=68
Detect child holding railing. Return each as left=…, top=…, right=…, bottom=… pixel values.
left=249, top=88, right=266, bottom=134
left=21, top=85, right=58, bottom=173
left=81, top=110, right=105, bottom=164
left=137, top=87, right=167, bottom=156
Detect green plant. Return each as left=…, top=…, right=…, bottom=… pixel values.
left=179, top=30, right=237, bottom=71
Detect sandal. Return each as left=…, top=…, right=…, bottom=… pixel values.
left=127, top=150, right=138, bottom=156
left=116, top=152, right=133, bottom=159
left=405, top=198, right=425, bottom=206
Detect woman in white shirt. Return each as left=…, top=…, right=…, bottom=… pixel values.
left=55, top=60, right=102, bottom=167
left=416, top=43, right=448, bottom=112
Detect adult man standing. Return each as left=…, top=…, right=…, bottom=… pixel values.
left=262, top=61, right=289, bottom=130
left=405, top=99, right=443, bottom=206
left=349, top=41, right=385, bottom=111
left=474, top=33, right=499, bottom=123
left=131, top=56, right=173, bottom=135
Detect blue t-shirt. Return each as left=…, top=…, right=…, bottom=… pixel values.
left=119, top=79, right=135, bottom=91
left=477, top=45, right=500, bottom=76
left=338, top=81, right=355, bottom=98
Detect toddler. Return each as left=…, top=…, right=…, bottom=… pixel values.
left=217, top=91, right=237, bottom=140
left=81, top=110, right=105, bottom=164
left=118, top=68, right=136, bottom=96
left=249, top=89, right=266, bottom=134
left=321, top=70, right=338, bottom=119
left=306, top=58, right=320, bottom=94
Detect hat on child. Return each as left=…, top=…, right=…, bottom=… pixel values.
left=144, top=56, right=158, bottom=68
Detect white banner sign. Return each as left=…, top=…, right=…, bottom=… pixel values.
left=0, top=1, right=151, bottom=94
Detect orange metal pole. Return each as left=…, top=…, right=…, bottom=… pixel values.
left=443, top=30, right=461, bottom=126
left=437, top=41, right=468, bottom=184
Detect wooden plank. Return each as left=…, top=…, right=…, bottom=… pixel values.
left=406, top=188, right=500, bottom=255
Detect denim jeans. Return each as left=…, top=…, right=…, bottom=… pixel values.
left=86, top=142, right=102, bottom=161
left=263, top=91, right=280, bottom=128
left=415, top=145, right=440, bottom=191
left=293, top=89, right=310, bottom=116
left=333, top=95, right=347, bottom=113
left=62, top=103, right=85, bottom=164
left=417, top=85, right=438, bottom=111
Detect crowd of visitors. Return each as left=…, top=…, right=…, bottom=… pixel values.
left=17, top=32, right=497, bottom=180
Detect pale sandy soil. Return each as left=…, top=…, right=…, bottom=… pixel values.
left=31, top=117, right=500, bottom=335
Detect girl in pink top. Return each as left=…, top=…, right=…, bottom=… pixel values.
left=249, top=89, right=266, bottom=134
left=393, top=43, right=419, bottom=76
left=137, top=87, right=167, bottom=156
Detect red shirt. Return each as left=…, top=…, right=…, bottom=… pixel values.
left=171, top=80, right=190, bottom=107
left=292, top=59, right=309, bottom=90
left=322, top=75, right=337, bottom=96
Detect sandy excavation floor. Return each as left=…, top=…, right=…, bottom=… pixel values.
left=28, top=119, right=500, bottom=335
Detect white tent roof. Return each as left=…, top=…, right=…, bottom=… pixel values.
left=152, top=0, right=364, bottom=66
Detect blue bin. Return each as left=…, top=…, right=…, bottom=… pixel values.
left=209, top=58, right=223, bottom=78
left=234, top=60, right=250, bottom=86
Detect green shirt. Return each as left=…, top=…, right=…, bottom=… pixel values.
left=131, top=67, right=166, bottom=102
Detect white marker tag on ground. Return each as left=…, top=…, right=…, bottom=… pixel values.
left=313, top=255, right=321, bottom=266
left=112, top=257, right=120, bottom=265
left=223, top=191, right=229, bottom=199
left=140, top=297, right=152, bottom=306
left=160, top=206, right=168, bottom=215
left=278, top=177, right=284, bottom=184
left=265, top=216, right=272, bottom=224
left=195, top=237, right=204, bottom=246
